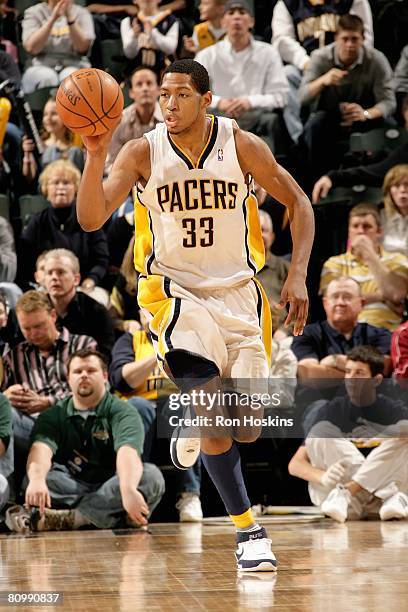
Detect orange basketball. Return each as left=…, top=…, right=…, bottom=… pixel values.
left=56, top=68, right=124, bottom=136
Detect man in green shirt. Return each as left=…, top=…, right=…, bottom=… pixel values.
left=0, top=392, right=12, bottom=512
left=6, top=348, right=165, bottom=532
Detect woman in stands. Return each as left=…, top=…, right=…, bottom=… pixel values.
left=22, top=97, right=84, bottom=188
left=381, top=164, right=408, bottom=254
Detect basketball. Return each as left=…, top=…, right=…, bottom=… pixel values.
left=55, top=68, right=124, bottom=136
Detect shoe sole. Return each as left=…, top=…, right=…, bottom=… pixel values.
left=380, top=510, right=407, bottom=521
left=321, top=507, right=347, bottom=523
left=237, top=561, right=278, bottom=572
left=170, top=426, right=200, bottom=470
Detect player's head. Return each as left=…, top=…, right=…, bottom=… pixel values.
left=344, top=345, right=383, bottom=406
left=160, top=60, right=212, bottom=133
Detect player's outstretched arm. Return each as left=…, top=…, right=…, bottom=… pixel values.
left=77, top=131, right=150, bottom=231
left=235, top=128, right=315, bottom=336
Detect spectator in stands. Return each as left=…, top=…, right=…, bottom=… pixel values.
left=0, top=392, right=12, bottom=512
left=5, top=348, right=165, bottom=532
left=391, top=319, right=408, bottom=384
left=22, top=97, right=84, bottom=188
left=0, top=292, right=22, bottom=354
left=196, top=0, right=291, bottom=152
left=289, top=346, right=408, bottom=522
left=105, top=67, right=162, bottom=175
left=110, top=308, right=203, bottom=522
left=21, top=0, right=95, bottom=94
left=299, top=14, right=396, bottom=180
left=107, top=210, right=134, bottom=272
left=257, top=209, right=289, bottom=330
left=109, top=237, right=140, bottom=335
left=121, top=0, right=179, bottom=77
left=376, top=164, right=408, bottom=255
left=271, top=0, right=373, bottom=142
left=320, top=204, right=408, bottom=331
left=183, top=0, right=226, bottom=54
left=0, top=216, right=21, bottom=309
left=18, top=159, right=109, bottom=295
left=32, top=251, right=49, bottom=291
left=2, top=291, right=96, bottom=453
left=293, top=277, right=392, bottom=381
left=0, top=48, right=23, bottom=191
left=43, top=249, right=115, bottom=359
left=394, top=44, right=408, bottom=117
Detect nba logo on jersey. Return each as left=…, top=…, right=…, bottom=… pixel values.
left=217, top=148, right=223, bottom=161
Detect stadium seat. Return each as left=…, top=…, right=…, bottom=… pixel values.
left=13, top=0, right=35, bottom=16
left=0, top=193, right=10, bottom=221
left=350, top=127, right=408, bottom=156
left=19, top=194, right=48, bottom=228
left=25, top=86, right=57, bottom=128
left=100, top=39, right=127, bottom=83
left=318, top=185, right=383, bottom=207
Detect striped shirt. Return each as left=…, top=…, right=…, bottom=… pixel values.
left=2, top=328, right=97, bottom=406
left=320, top=248, right=408, bottom=331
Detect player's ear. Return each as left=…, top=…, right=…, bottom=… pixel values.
left=202, top=91, right=212, bottom=110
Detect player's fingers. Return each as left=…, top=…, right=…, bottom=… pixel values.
left=283, top=299, right=297, bottom=328
left=294, top=300, right=309, bottom=336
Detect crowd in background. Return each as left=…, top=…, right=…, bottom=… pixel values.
left=0, top=0, right=407, bottom=532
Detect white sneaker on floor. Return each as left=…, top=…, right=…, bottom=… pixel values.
left=380, top=492, right=408, bottom=521
left=176, top=493, right=203, bottom=522
left=236, top=527, right=277, bottom=572
left=321, top=484, right=351, bottom=523
left=5, top=505, right=31, bottom=533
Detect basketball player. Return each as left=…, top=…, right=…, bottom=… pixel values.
left=77, top=59, right=314, bottom=571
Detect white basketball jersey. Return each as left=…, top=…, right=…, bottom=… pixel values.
left=134, top=115, right=264, bottom=289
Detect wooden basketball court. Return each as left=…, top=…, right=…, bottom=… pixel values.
left=1, top=519, right=407, bottom=611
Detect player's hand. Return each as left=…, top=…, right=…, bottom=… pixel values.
left=121, top=489, right=149, bottom=526
left=278, top=272, right=309, bottom=336
left=312, top=175, right=333, bottom=203
left=323, top=68, right=348, bottom=87
left=81, top=116, right=122, bottom=156
left=320, top=460, right=347, bottom=488
left=25, top=479, right=51, bottom=515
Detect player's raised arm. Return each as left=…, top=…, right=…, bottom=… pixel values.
left=235, top=127, right=315, bottom=336
left=77, top=131, right=150, bottom=231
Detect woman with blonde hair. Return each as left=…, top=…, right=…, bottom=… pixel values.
left=382, top=164, right=408, bottom=253
left=18, top=159, right=108, bottom=294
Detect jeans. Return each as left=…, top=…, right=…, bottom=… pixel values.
left=11, top=407, right=36, bottom=455
left=22, top=66, right=79, bottom=94
left=23, top=462, right=165, bottom=529
left=128, top=396, right=201, bottom=496
left=282, top=64, right=304, bottom=143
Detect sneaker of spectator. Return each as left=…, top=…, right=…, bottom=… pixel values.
left=21, top=0, right=95, bottom=94
left=175, top=492, right=203, bottom=522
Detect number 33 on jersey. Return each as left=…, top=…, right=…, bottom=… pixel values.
left=134, top=115, right=265, bottom=289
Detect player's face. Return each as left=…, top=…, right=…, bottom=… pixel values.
left=348, top=214, right=381, bottom=245
left=44, top=256, right=80, bottom=298
left=335, top=29, right=364, bottom=65
left=323, top=279, right=363, bottom=325
left=390, top=178, right=408, bottom=216
left=160, top=73, right=210, bottom=134
left=68, top=356, right=107, bottom=401
left=130, top=69, right=159, bottom=107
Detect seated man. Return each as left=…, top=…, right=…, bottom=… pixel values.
left=0, top=392, right=12, bottom=512
left=293, top=277, right=392, bottom=381
left=299, top=14, right=396, bottom=181
left=109, top=308, right=203, bottom=522
left=43, top=249, right=115, bottom=360
left=2, top=291, right=96, bottom=453
left=6, top=348, right=165, bottom=533
left=320, top=204, right=408, bottom=331
left=289, top=346, right=408, bottom=523
left=196, top=0, right=290, bottom=152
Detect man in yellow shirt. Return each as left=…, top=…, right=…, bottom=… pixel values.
left=320, top=203, right=408, bottom=331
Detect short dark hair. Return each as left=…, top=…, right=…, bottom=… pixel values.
left=346, top=346, right=384, bottom=376
left=128, top=65, right=158, bottom=88
left=161, top=59, right=210, bottom=95
left=337, top=14, right=364, bottom=36
left=67, top=348, right=108, bottom=373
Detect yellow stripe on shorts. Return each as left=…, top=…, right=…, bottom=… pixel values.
left=134, top=193, right=154, bottom=275
left=253, top=278, right=272, bottom=368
